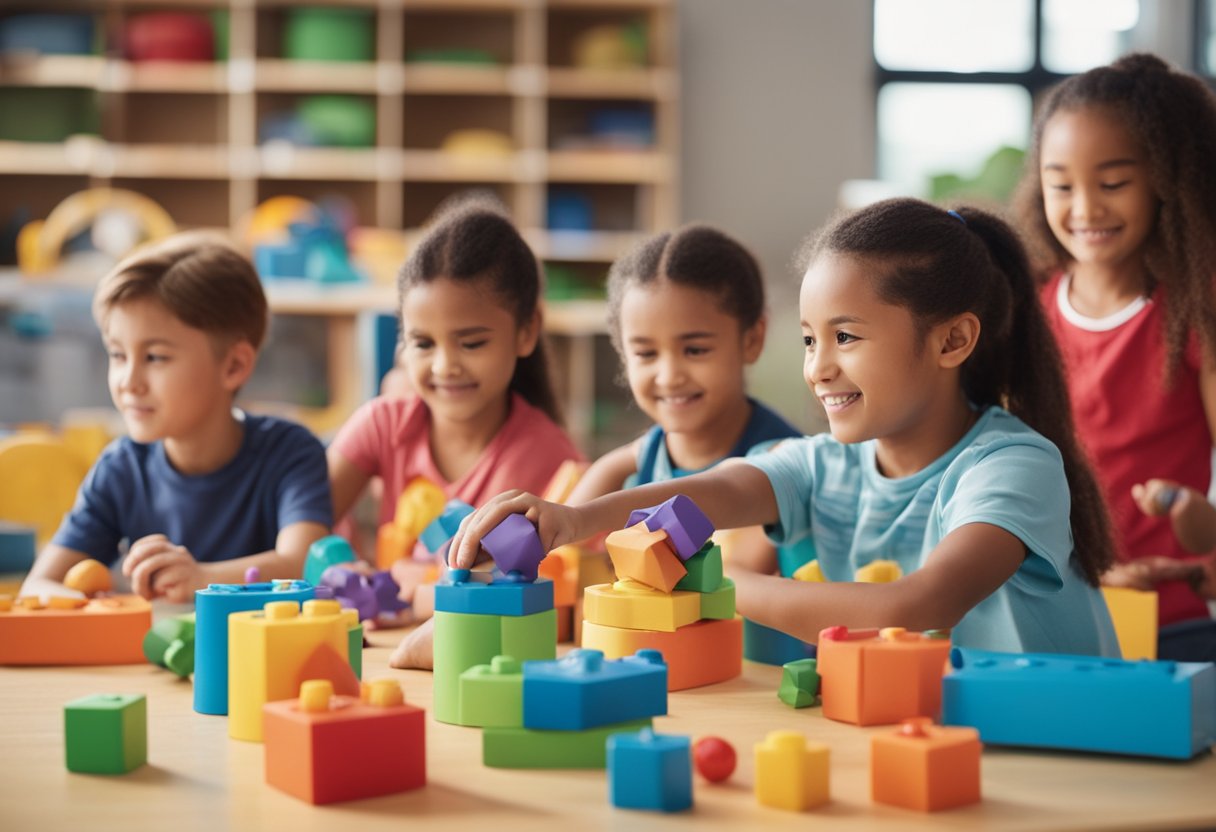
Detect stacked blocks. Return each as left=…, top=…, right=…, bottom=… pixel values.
left=228, top=598, right=360, bottom=742
left=263, top=678, right=426, bottom=804
left=1101, top=586, right=1158, bottom=660
left=64, top=693, right=147, bottom=774
left=604, top=523, right=687, bottom=592
left=194, top=579, right=314, bottom=715
left=420, top=498, right=474, bottom=554
left=871, top=717, right=981, bottom=812
left=582, top=618, right=742, bottom=691
left=754, top=731, right=830, bottom=811
left=303, top=535, right=355, bottom=586
left=481, top=513, right=546, bottom=581
left=817, top=626, right=952, bottom=726
left=0, top=593, right=151, bottom=665
left=743, top=618, right=816, bottom=666
left=583, top=579, right=700, bottom=632
left=628, top=495, right=713, bottom=560
left=377, top=477, right=446, bottom=569
left=779, top=658, right=820, bottom=708
left=143, top=613, right=195, bottom=677
left=539, top=544, right=579, bottom=642
left=942, top=647, right=1216, bottom=759
left=608, top=728, right=693, bottom=812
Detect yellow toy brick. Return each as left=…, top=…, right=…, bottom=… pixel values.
left=394, top=477, right=446, bottom=538
left=583, top=579, right=701, bottom=632
left=605, top=522, right=687, bottom=593
left=793, top=560, right=825, bottom=582
left=229, top=599, right=359, bottom=742
left=854, top=559, right=902, bottom=583
left=1101, top=586, right=1158, bottom=660
left=755, top=731, right=830, bottom=811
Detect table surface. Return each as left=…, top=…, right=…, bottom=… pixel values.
left=2, top=626, right=1214, bottom=832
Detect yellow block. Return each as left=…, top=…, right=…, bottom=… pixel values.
left=583, top=579, right=701, bottom=632
left=794, top=560, right=825, bottom=582
left=755, top=731, right=830, bottom=811
left=228, top=600, right=354, bottom=742
left=393, top=478, right=446, bottom=538
left=1101, top=587, right=1158, bottom=660
left=854, top=560, right=902, bottom=583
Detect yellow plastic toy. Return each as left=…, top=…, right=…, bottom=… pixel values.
left=376, top=478, right=447, bottom=569
left=583, top=579, right=701, bottom=633
left=754, top=731, right=831, bottom=811
left=1101, top=586, right=1159, bottom=660
left=0, top=435, right=89, bottom=547
left=793, top=560, right=825, bottom=582
left=440, top=129, right=514, bottom=158
left=854, top=559, right=903, bottom=583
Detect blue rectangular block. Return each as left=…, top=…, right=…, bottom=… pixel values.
left=743, top=618, right=816, bottom=666
left=522, top=648, right=667, bottom=730
left=434, top=576, right=553, bottom=617
left=942, top=647, right=1216, bottom=760
left=608, top=728, right=692, bottom=812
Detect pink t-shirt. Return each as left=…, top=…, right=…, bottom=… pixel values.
left=332, top=392, right=584, bottom=525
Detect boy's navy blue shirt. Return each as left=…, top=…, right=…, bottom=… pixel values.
left=52, top=412, right=332, bottom=566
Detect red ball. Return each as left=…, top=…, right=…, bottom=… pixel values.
left=693, top=736, right=736, bottom=783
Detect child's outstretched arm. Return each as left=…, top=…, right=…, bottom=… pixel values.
left=20, top=543, right=91, bottom=599
left=565, top=442, right=639, bottom=505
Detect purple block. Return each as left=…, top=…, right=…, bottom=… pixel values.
left=371, top=570, right=409, bottom=616
left=481, top=513, right=545, bottom=582
left=319, top=566, right=378, bottom=621
left=626, top=495, right=714, bottom=561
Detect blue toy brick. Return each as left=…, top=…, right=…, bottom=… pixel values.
left=942, top=647, right=1216, bottom=760
left=522, top=648, right=667, bottom=730
left=481, top=513, right=546, bottom=581
left=434, top=575, right=553, bottom=617
left=0, top=522, right=36, bottom=573
left=421, top=499, right=475, bottom=554
left=743, top=618, right=816, bottom=666
left=193, top=580, right=313, bottom=715
left=608, top=728, right=693, bottom=812
left=627, top=495, right=714, bottom=560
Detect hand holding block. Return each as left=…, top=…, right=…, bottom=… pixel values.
left=627, top=495, right=713, bottom=561
left=481, top=514, right=545, bottom=582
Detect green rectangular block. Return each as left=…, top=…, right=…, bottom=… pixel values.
left=674, top=542, right=723, bottom=593
left=501, top=607, right=557, bottom=661
left=483, top=718, right=652, bottom=768
left=64, top=694, right=147, bottom=774
left=348, top=623, right=363, bottom=680
left=459, top=656, right=523, bottom=727
left=433, top=611, right=502, bottom=725
left=700, top=577, right=736, bottom=620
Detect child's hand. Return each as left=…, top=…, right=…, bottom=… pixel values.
left=1132, top=479, right=1216, bottom=554
left=447, top=490, right=584, bottom=571
left=122, top=534, right=203, bottom=602
left=1101, top=556, right=1203, bottom=591
left=1185, top=555, right=1216, bottom=600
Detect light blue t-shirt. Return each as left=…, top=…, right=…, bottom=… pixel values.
left=745, top=406, right=1119, bottom=657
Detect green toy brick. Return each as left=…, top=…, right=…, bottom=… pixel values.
left=501, top=607, right=558, bottom=661
left=483, top=718, right=652, bottom=769
left=699, top=577, right=736, bottom=620
left=459, top=655, right=523, bottom=727
left=143, top=614, right=195, bottom=677
left=64, top=694, right=147, bottom=774
left=778, top=658, right=820, bottom=709
left=433, top=611, right=504, bottom=724
left=348, top=622, right=363, bottom=680
left=674, top=542, right=723, bottom=593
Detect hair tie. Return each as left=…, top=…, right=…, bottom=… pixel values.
left=947, top=209, right=967, bottom=226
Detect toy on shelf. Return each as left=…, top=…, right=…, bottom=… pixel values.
left=692, top=736, right=736, bottom=783
left=779, top=658, right=820, bottom=709
left=251, top=198, right=364, bottom=284
left=1101, top=586, right=1159, bottom=660
left=143, top=613, right=195, bottom=678
left=0, top=14, right=94, bottom=56
left=754, top=731, right=830, bottom=812
left=571, top=22, right=647, bottom=70
left=440, top=129, right=514, bottom=158
left=608, top=728, right=692, bottom=813
left=64, top=693, right=147, bottom=775
left=817, top=626, right=952, bottom=726
left=376, top=477, right=446, bottom=570
left=124, top=13, right=214, bottom=62
left=871, top=717, right=982, bottom=812
left=63, top=558, right=111, bottom=596
left=0, top=593, right=151, bottom=666
left=283, top=7, right=373, bottom=62
left=263, top=677, right=425, bottom=805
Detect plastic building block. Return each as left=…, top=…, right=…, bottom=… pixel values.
left=0, top=523, right=36, bottom=572
left=779, top=658, right=820, bottom=708
left=754, top=731, right=830, bottom=811
left=693, top=736, right=736, bottom=782
left=871, top=717, right=981, bottom=812
left=376, top=523, right=415, bottom=571
left=581, top=617, right=742, bottom=691
left=64, top=694, right=146, bottom=774
left=143, top=613, right=195, bottom=677
left=501, top=607, right=557, bottom=660
left=63, top=558, right=112, bottom=596
left=193, top=579, right=313, bottom=715
left=228, top=599, right=360, bottom=742
left=522, top=648, right=667, bottom=730
left=394, top=477, right=447, bottom=537
left=583, top=579, right=700, bottom=632
left=538, top=544, right=579, bottom=608
left=303, top=535, right=356, bottom=586
left=540, top=459, right=588, bottom=503
left=1102, top=586, right=1158, bottom=660
left=817, top=626, right=952, bottom=726
left=434, top=575, right=554, bottom=617
left=605, top=523, right=687, bottom=592
left=459, top=656, right=524, bottom=728
left=0, top=594, right=151, bottom=666
left=483, top=718, right=652, bottom=769
left=699, top=577, right=735, bottom=620
left=320, top=566, right=409, bottom=623
left=263, top=678, right=426, bottom=804
left=793, top=560, right=825, bottom=582
left=420, top=499, right=474, bottom=554
left=854, top=559, right=902, bottom=583
left=743, top=618, right=816, bottom=666
left=942, top=647, right=1216, bottom=759
left=608, top=728, right=692, bottom=812
left=673, top=542, right=723, bottom=593
left=348, top=618, right=363, bottom=680
left=627, top=495, right=714, bottom=561
left=481, top=514, right=546, bottom=581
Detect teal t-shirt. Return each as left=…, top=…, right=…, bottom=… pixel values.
left=745, top=406, right=1119, bottom=656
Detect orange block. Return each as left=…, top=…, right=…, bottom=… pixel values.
left=539, top=545, right=579, bottom=608
left=376, top=523, right=416, bottom=570
left=580, top=617, right=742, bottom=691
left=817, top=626, right=952, bottom=726
left=0, top=594, right=151, bottom=665
left=605, top=522, right=687, bottom=593
left=871, top=717, right=981, bottom=811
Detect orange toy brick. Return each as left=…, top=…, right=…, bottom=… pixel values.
left=605, top=522, right=687, bottom=593
left=581, top=617, right=741, bottom=691
left=263, top=678, right=426, bottom=804
left=0, top=594, right=151, bottom=665
left=375, top=523, right=416, bottom=571
left=817, top=626, right=952, bottom=726
left=539, top=545, right=579, bottom=608
left=871, top=717, right=981, bottom=812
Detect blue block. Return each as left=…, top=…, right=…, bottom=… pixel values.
left=434, top=576, right=553, bottom=617
left=743, top=618, right=816, bottom=665
left=0, top=523, right=36, bottom=573
left=522, top=648, right=667, bottom=730
left=942, top=647, right=1216, bottom=760
left=608, top=728, right=692, bottom=812
left=193, top=580, right=313, bottom=715
left=420, top=499, right=474, bottom=554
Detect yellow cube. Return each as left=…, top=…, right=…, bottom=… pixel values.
left=755, top=731, right=830, bottom=811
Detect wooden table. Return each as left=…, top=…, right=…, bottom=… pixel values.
left=2, top=627, right=1213, bottom=832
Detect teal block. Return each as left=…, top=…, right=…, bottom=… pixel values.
left=459, top=656, right=523, bottom=727
left=501, top=607, right=557, bottom=661
left=432, top=611, right=502, bottom=725
left=699, top=577, right=735, bottom=620
left=64, top=694, right=147, bottom=774
left=483, top=718, right=652, bottom=769
left=673, top=543, right=722, bottom=593
left=778, top=658, right=820, bottom=708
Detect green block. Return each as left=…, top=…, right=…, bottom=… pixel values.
left=483, top=718, right=652, bottom=769
left=699, top=577, right=735, bottom=620
left=778, top=658, right=820, bottom=709
left=459, top=656, right=523, bottom=727
left=142, top=614, right=195, bottom=678
left=64, top=694, right=147, bottom=774
left=433, top=611, right=503, bottom=725
left=674, top=542, right=723, bottom=593
left=501, top=607, right=557, bottom=662
left=348, top=623, right=363, bottom=680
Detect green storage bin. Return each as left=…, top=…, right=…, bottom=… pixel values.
left=0, top=88, right=98, bottom=142
left=284, top=8, right=373, bottom=62
left=297, top=95, right=376, bottom=148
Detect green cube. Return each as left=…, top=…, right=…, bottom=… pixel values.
left=699, top=577, right=735, bottom=620
left=674, top=543, right=723, bottom=593
left=64, top=694, right=147, bottom=774
left=501, top=607, right=557, bottom=661
left=778, top=658, right=820, bottom=709
left=483, top=718, right=652, bottom=769
left=459, top=655, right=523, bottom=727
